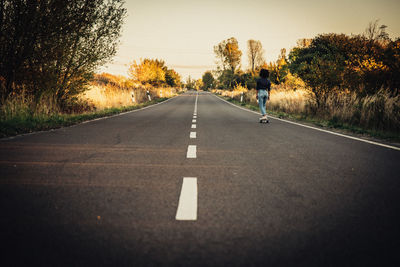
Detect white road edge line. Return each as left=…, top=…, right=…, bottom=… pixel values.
left=176, top=177, right=197, bottom=221
left=186, top=145, right=197, bottom=158
left=213, top=93, right=400, bottom=151
left=190, top=132, right=197, bottom=139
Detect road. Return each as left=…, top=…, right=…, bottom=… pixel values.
left=1, top=90, right=399, bottom=266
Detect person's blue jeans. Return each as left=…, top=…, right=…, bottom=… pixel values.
left=258, top=90, right=268, bottom=116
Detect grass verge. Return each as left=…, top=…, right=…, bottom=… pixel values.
left=0, top=98, right=168, bottom=138
left=218, top=95, right=400, bottom=143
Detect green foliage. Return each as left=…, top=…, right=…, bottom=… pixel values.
left=201, top=72, right=215, bottom=90
left=234, top=72, right=255, bottom=89
left=288, top=34, right=348, bottom=107
left=165, top=69, right=182, bottom=88
left=0, top=0, right=126, bottom=109
left=216, top=70, right=234, bottom=89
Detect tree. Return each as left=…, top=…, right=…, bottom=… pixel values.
left=365, top=20, right=390, bottom=43
left=195, top=79, right=203, bottom=91
left=185, top=76, right=196, bottom=90
left=288, top=34, right=348, bottom=108
left=165, top=69, right=181, bottom=87
left=247, top=40, right=264, bottom=73
left=217, top=69, right=235, bottom=89
left=296, top=38, right=312, bottom=48
left=275, top=48, right=289, bottom=84
left=0, top=0, right=126, bottom=107
left=214, top=38, right=242, bottom=73
left=128, top=59, right=182, bottom=88
left=128, top=59, right=167, bottom=87
left=345, top=21, right=395, bottom=95
left=202, top=71, right=215, bottom=90
left=214, top=37, right=242, bottom=88
left=289, top=22, right=400, bottom=98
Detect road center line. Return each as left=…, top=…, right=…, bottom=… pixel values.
left=186, top=145, right=197, bottom=158
left=176, top=177, right=197, bottom=220
left=190, top=132, right=196, bottom=139
left=194, top=92, right=198, bottom=114
left=192, top=119, right=196, bottom=123
left=191, top=124, right=196, bottom=129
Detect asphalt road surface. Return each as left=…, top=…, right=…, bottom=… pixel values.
left=1, top=91, right=399, bottom=266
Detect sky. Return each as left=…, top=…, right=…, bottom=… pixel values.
left=98, top=0, right=400, bottom=80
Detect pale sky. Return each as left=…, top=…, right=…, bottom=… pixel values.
left=98, top=0, right=400, bottom=80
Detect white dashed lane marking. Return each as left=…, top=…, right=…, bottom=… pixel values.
left=186, top=145, right=197, bottom=158
left=177, top=92, right=199, bottom=221
left=176, top=177, right=198, bottom=220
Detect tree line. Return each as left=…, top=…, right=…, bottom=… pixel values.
left=203, top=21, right=399, bottom=105
left=289, top=22, right=400, bottom=108
left=199, top=37, right=291, bottom=91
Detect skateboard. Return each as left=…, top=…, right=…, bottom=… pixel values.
left=259, top=117, right=269, bottom=123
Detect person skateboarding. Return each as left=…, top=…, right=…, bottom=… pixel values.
left=256, top=68, right=271, bottom=123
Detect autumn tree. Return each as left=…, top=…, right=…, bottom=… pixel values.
left=289, top=21, right=400, bottom=101
left=275, top=48, right=289, bottom=83
left=128, top=59, right=181, bottom=88
left=345, top=21, right=398, bottom=95
left=195, top=79, right=203, bottom=91
left=128, top=59, right=166, bottom=86
left=214, top=37, right=242, bottom=88
left=247, top=40, right=264, bottom=73
left=214, top=37, right=242, bottom=72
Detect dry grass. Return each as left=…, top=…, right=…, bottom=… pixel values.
left=80, top=84, right=178, bottom=110
left=325, top=89, right=400, bottom=131
left=80, top=84, right=134, bottom=109
left=0, top=90, right=62, bottom=120
left=0, top=73, right=181, bottom=137
left=213, top=84, right=400, bottom=133
left=1, top=73, right=180, bottom=118
left=79, top=73, right=180, bottom=110
left=214, top=84, right=310, bottom=114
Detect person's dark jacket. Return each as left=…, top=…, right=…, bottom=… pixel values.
left=256, top=78, right=271, bottom=91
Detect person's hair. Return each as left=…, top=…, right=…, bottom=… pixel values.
left=260, top=68, right=269, bottom=79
